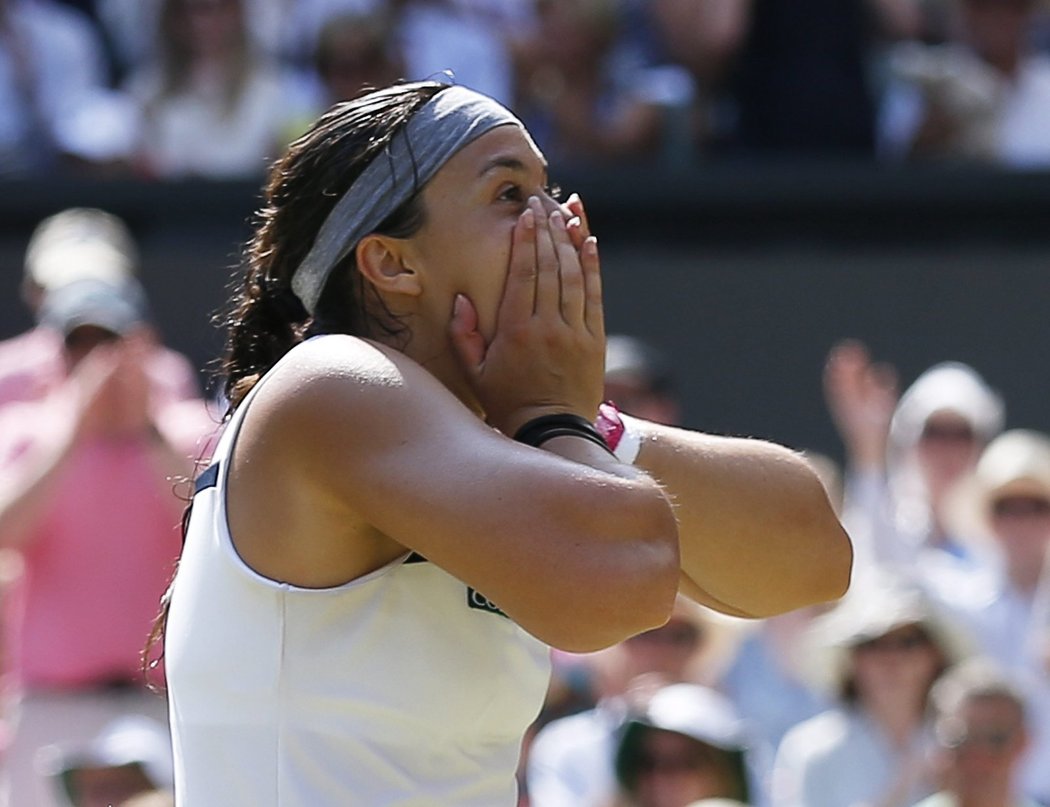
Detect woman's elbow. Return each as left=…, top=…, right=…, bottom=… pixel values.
left=791, top=503, right=854, bottom=609
left=552, top=562, right=679, bottom=653
left=551, top=506, right=680, bottom=652
left=811, top=520, right=854, bottom=603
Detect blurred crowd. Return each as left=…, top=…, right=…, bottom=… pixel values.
left=3, top=206, right=1050, bottom=807
left=3, top=0, right=1050, bottom=179
left=2, top=3, right=1050, bottom=804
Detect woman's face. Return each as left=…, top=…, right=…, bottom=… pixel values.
left=988, top=489, right=1050, bottom=574
left=915, top=412, right=982, bottom=498
left=849, top=624, right=943, bottom=709
left=631, top=729, right=738, bottom=807
left=401, top=124, right=568, bottom=342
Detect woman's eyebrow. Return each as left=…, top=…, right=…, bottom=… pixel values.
left=477, top=155, right=549, bottom=179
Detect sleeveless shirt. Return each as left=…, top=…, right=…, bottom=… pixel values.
left=165, top=338, right=552, bottom=805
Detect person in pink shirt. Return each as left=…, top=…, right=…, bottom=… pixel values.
left=0, top=278, right=216, bottom=807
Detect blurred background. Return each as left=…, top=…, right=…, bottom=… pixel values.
left=2, top=0, right=1050, bottom=462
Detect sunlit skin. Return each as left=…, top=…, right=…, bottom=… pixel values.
left=225, top=107, right=849, bottom=653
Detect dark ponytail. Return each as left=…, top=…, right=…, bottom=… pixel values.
left=143, top=82, right=447, bottom=686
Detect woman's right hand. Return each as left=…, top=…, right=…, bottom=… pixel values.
left=449, top=194, right=606, bottom=437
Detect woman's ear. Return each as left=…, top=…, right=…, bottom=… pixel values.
left=355, top=234, right=423, bottom=297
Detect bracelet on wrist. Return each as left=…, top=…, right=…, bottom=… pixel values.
left=513, top=412, right=613, bottom=454
left=595, top=401, right=642, bottom=464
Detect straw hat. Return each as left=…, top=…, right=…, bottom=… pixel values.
left=800, top=571, right=974, bottom=699
left=24, top=208, right=138, bottom=292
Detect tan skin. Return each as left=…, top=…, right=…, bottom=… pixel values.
left=228, top=124, right=851, bottom=652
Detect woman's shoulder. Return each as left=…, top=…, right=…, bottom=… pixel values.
left=776, top=707, right=854, bottom=761
left=255, top=335, right=458, bottom=438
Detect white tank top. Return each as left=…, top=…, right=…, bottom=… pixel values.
left=165, top=339, right=552, bottom=806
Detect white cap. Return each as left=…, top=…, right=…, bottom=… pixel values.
left=889, top=361, right=1004, bottom=451
left=37, top=715, right=174, bottom=792
left=24, top=208, right=138, bottom=291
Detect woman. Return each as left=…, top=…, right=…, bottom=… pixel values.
left=771, top=575, right=971, bottom=807
left=162, top=80, right=850, bottom=804
left=123, top=0, right=305, bottom=178
left=612, top=683, right=753, bottom=807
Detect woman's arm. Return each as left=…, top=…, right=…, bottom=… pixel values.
left=630, top=418, right=853, bottom=618
left=231, top=197, right=680, bottom=654
left=239, top=339, right=681, bottom=654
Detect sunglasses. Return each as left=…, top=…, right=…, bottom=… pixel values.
left=855, top=630, right=932, bottom=654
left=991, top=496, right=1050, bottom=519
left=944, top=727, right=1018, bottom=754
left=920, top=423, right=976, bottom=443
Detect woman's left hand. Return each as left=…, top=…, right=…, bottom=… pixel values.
left=449, top=194, right=605, bottom=436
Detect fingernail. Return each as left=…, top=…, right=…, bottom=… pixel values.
left=453, top=293, right=465, bottom=315
left=584, top=236, right=597, bottom=255
left=550, top=210, right=564, bottom=229
left=568, top=192, right=580, bottom=205
left=522, top=208, right=535, bottom=229
left=567, top=216, right=581, bottom=230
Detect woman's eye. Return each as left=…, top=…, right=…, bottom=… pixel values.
left=498, top=184, right=524, bottom=203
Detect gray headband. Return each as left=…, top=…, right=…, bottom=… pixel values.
left=290, top=83, right=523, bottom=315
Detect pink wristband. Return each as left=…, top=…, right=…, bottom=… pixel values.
left=595, top=401, right=642, bottom=464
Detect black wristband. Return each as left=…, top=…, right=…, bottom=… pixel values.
left=513, top=413, right=613, bottom=454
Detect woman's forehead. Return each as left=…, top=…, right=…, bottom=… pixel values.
left=437, top=124, right=546, bottom=181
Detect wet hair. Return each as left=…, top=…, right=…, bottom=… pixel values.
left=218, top=80, right=447, bottom=410
left=143, top=81, right=447, bottom=683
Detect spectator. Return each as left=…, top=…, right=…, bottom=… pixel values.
left=913, top=658, right=1036, bottom=807
left=0, top=278, right=214, bottom=807
left=527, top=597, right=742, bottom=807
left=509, top=0, right=694, bottom=166
left=276, top=0, right=520, bottom=105
left=312, top=8, right=403, bottom=103
left=823, top=342, right=1004, bottom=584
left=879, top=0, right=1050, bottom=166
left=0, top=207, right=200, bottom=411
left=392, top=0, right=517, bottom=105
left=933, top=429, right=1050, bottom=802
left=35, top=715, right=173, bottom=807
left=83, top=0, right=309, bottom=178
left=0, top=0, right=109, bottom=174
left=611, top=683, right=754, bottom=807
left=772, top=575, right=972, bottom=807
left=651, top=0, right=923, bottom=155
left=719, top=604, right=833, bottom=798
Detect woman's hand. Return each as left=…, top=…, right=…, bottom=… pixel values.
left=449, top=194, right=605, bottom=436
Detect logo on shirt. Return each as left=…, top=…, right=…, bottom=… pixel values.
left=467, top=588, right=508, bottom=619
